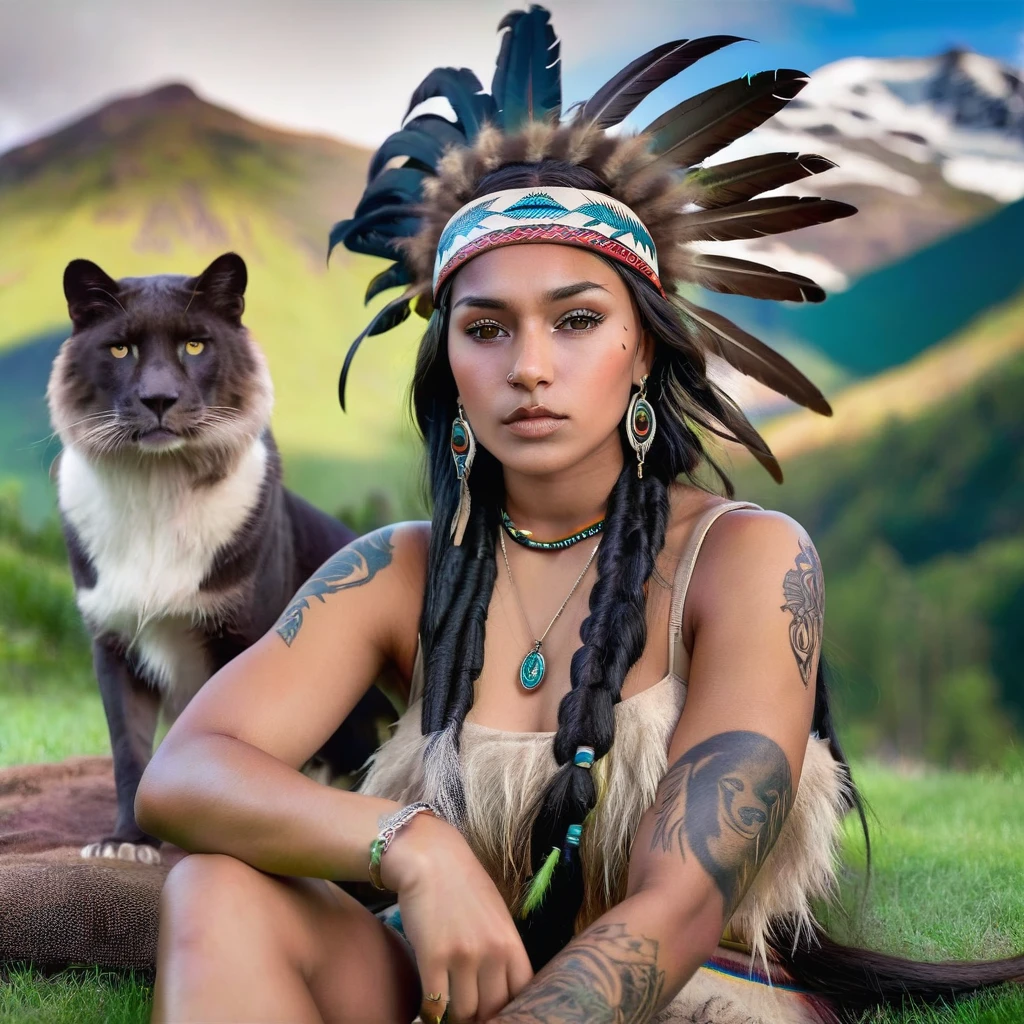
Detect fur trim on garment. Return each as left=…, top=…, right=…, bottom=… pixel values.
left=357, top=680, right=851, bottom=983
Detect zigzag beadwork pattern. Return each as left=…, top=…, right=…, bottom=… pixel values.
left=436, top=223, right=663, bottom=296
left=433, top=186, right=665, bottom=297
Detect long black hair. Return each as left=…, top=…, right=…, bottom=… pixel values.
left=409, top=160, right=1024, bottom=1012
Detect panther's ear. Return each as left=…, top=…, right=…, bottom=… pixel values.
left=64, top=259, right=123, bottom=330
left=186, top=252, right=247, bottom=324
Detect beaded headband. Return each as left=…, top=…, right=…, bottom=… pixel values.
left=432, top=187, right=664, bottom=300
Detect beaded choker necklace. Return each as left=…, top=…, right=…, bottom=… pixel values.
left=500, top=509, right=605, bottom=551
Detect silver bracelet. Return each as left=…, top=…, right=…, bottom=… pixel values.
left=369, top=801, right=444, bottom=890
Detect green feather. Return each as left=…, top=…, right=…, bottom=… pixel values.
left=519, top=846, right=561, bottom=918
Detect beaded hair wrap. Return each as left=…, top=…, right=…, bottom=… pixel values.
left=329, top=1, right=855, bottom=954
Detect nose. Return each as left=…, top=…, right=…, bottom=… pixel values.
left=510, top=319, right=554, bottom=390
left=140, top=393, right=178, bottom=420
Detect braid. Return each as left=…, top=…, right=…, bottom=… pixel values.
left=415, top=309, right=502, bottom=831
left=515, top=440, right=670, bottom=970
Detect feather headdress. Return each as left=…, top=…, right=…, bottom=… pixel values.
left=329, top=5, right=855, bottom=477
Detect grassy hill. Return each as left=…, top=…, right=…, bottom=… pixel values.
left=754, top=282, right=1024, bottom=463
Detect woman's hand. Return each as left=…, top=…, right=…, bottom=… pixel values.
left=381, top=812, right=535, bottom=1023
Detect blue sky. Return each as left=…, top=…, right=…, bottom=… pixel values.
left=1, top=0, right=1021, bottom=154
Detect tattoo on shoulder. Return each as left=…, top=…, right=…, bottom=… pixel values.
left=650, top=731, right=792, bottom=918
left=274, top=527, right=395, bottom=647
left=780, top=534, right=824, bottom=687
left=499, top=923, right=665, bottom=1024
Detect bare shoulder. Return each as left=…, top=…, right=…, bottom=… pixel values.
left=274, top=520, right=431, bottom=658
left=689, top=504, right=822, bottom=623
left=698, top=506, right=815, bottom=563
left=658, top=484, right=785, bottom=562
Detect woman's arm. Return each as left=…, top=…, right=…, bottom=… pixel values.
left=134, top=520, right=439, bottom=883
left=490, top=510, right=821, bottom=1022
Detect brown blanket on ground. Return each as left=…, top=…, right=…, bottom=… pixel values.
left=0, top=757, right=188, bottom=973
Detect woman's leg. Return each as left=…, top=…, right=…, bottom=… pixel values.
left=152, top=853, right=421, bottom=1024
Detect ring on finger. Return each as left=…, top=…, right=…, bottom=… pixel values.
left=420, top=992, right=448, bottom=1024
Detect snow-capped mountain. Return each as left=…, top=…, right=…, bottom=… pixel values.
left=696, top=48, right=1024, bottom=288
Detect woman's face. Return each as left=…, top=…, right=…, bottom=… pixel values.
left=447, top=243, right=652, bottom=478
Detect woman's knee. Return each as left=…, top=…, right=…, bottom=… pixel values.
left=158, top=853, right=321, bottom=970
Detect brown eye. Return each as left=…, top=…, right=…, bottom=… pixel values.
left=467, top=321, right=504, bottom=341
left=185, top=340, right=205, bottom=355
left=109, top=344, right=129, bottom=359
left=557, top=310, right=604, bottom=333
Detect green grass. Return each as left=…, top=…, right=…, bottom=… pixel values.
left=2, top=690, right=1022, bottom=1021
left=0, top=965, right=153, bottom=1024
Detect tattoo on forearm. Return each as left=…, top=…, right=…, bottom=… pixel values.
left=650, top=731, right=792, bottom=917
left=498, top=923, right=665, bottom=1024
left=780, top=535, right=824, bottom=687
left=274, top=528, right=395, bottom=646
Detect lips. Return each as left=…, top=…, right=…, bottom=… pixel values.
left=502, top=405, right=565, bottom=424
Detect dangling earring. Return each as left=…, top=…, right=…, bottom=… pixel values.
left=450, top=402, right=477, bottom=546
left=626, top=374, right=656, bottom=479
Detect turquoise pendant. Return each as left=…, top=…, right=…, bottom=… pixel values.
left=520, top=644, right=546, bottom=690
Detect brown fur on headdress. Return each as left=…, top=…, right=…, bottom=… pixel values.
left=399, top=121, right=701, bottom=305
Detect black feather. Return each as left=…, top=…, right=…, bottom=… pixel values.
left=368, top=129, right=447, bottom=182
left=676, top=196, right=857, bottom=243
left=328, top=206, right=419, bottom=262
left=403, top=67, right=498, bottom=141
left=338, top=294, right=413, bottom=411
left=579, top=35, right=746, bottom=129
left=354, top=167, right=428, bottom=217
left=684, top=152, right=838, bottom=208
left=686, top=252, right=826, bottom=302
left=365, top=263, right=413, bottom=304
left=404, top=113, right=468, bottom=143
left=492, top=4, right=561, bottom=131
left=677, top=296, right=832, bottom=415
left=645, top=68, right=809, bottom=168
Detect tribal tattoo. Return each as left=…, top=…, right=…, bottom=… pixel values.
left=650, top=731, right=792, bottom=917
left=497, top=923, right=665, bottom=1024
left=780, top=535, right=825, bottom=687
left=274, top=527, right=395, bottom=646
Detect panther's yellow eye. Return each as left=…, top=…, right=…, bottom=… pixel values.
left=109, top=344, right=129, bottom=359
left=185, top=340, right=205, bottom=356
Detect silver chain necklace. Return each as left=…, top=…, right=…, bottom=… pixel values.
left=498, top=528, right=601, bottom=691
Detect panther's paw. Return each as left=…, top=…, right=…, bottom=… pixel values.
left=80, top=840, right=162, bottom=865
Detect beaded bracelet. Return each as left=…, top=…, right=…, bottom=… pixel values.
left=368, top=801, right=444, bottom=891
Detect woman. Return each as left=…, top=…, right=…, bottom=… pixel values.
left=136, top=9, right=1023, bottom=1023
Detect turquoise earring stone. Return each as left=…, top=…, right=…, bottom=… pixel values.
left=520, top=644, right=546, bottom=690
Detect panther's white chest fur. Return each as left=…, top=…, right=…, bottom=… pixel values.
left=58, top=439, right=269, bottom=701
